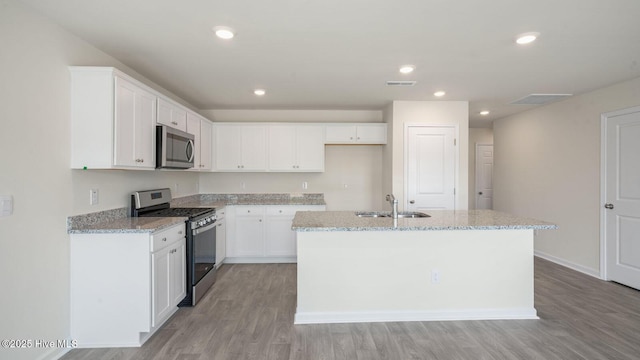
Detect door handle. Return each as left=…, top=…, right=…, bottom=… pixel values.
left=478, top=192, right=483, bottom=195
left=604, top=203, right=614, bottom=209
left=409, top=200, right=415, bottom=204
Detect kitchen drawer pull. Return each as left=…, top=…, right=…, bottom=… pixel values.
left=162, top=237, right=167, bottom=242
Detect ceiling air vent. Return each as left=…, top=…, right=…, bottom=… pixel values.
left=386, top=80, right=417, bottom=86
left=510, top=94, right=572, bottom=105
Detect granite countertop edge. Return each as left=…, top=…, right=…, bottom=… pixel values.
left=293, top=224, right=558, bottom=232
left=68, top=193, right=326, bottom=234
left=292, top=210, right=558, bottom=232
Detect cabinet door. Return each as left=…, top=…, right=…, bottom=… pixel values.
left=152, top=246, right=171, bottom=327
left=157, top=98, right=187, bottom=131
left=268, top=125, right=297, bottom=170
left=240, top=125, right=267, bottom=171
left=356, top=124, right=387, bottom=144
left=325, top=125, right=357, bottom=143
left=234, top=207, right=264, bottom=256
left=199, top=120, right=213, bottom=170
left=296, top=125, right=325, bottom=171
left=170, top=240, right=186, bottom=305
left=265, top=212, right=297, bottom=257
left=114, top=77, right=156, bottom=168
left=214, top=125, right=242, bottom=170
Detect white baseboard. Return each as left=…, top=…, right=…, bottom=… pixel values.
left=534, top=251, right=601, bottom=279
left=224, top=256, right=296, bottom=264
left=294, top=308, right=538, bottom=325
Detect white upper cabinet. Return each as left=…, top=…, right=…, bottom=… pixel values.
left=325, top=123, right=387, bottom=144
left=113, top=77, right=157, bottom=168
left=70, top=67, right=156, bottom=169
left=186, top=112, right=213, bottom=171
left=213, top=124, right=267, bottom=171
left=70, top=66, right=215, bottom=171
left=268, top=125, right=324, bottom=172
left=157, top=98, right=187, bottom=131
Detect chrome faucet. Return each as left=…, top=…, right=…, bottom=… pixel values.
left=386, top=194, right=398, bottom=219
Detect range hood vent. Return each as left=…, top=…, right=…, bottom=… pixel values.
left=386, top=80, right=417, bottom=86
left=510, top=93, right=572, bottom=105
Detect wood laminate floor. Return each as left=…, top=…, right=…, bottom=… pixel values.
left=62, top=258, right=640, bottom=360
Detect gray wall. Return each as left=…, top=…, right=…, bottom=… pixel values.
left=493, top=76, right=640, bottom=276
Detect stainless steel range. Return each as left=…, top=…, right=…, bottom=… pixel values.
left=131, top=188, right=216, bottom=307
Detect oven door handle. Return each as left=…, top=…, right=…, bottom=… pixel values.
left=193, top=222, right=216, bottom=235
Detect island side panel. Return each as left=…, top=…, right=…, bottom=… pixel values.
left=295, top=229, right=536, bottom=324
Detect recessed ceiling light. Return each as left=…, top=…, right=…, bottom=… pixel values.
left=480, top=110, right=490, bottom=116
left=254, top=89, right=266, bottom=96
left=434, top=91, right=446, bottom=97
left=399, top=65, right=415, bottom=74
left=516, top=32, right=539, bottom=45
left=213, top=26, right=235, bottom=40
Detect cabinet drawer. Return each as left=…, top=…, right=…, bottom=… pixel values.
left=266, top=205, right=326, bottom=216
left=234, top=206, right=264, bottom=215
left=152, top=224, right=185, bottom=252
left=266, top=206, right=298, bottom=216
left=216, top=207, right=226, bottom=220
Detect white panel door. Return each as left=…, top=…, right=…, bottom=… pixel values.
left=475, top=144, right=494, bottom=210
left=406, top=126, right=456, bottom=211
left=604, top=108, right=640, bottom=290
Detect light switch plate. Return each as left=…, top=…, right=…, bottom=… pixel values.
left=0, top=195, right=13, bottom=217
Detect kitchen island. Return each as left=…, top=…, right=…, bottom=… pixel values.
left=291, top=210, right=556, bottom=324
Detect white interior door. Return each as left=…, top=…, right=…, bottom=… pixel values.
left=475, top=144, right=494, bottom=210
left=603, top=107, right=640, bottom=290
left=406, top=126, right=456, bottom=211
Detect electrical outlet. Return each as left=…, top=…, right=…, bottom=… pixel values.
left=90, top=189, right=99, bottom=205
left=302, top=181, right=308, bottom=190
left=431, top=269, right=441, bottom=284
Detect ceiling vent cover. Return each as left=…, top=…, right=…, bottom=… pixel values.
left=386, top=80, right=417, bottom=86
left=510, top=94, right=572, bottom=105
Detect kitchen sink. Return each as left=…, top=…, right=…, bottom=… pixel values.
left=355, top=211, right=430, bottom=218
left=355, top=211, right=391, bottom=218
left=397, top=211, right=430, bottom=218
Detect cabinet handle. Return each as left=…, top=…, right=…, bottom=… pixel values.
left=259, top=219, right=262, bottom=222
left=279, top=210, right=282, bottom=213
left=357, top=137, right=360, bottom=140
left=350, top=137, right=353, bottom=140
left=172, top=121, right=178, bottom=125
left=178, top=231, right=183, bottom=235
left=162, top=237, right=167, bottom=242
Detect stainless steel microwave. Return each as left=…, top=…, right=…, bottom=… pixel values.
left=156, top=125, right=195, bottom=169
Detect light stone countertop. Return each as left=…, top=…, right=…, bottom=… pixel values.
left=68, top=216, right=187, bottom=234
left=68, top=193, right=325, bottom=234
left=292, top=210, right=557, bottom=232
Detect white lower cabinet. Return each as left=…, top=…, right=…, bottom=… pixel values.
left=151, top=232, right=186, bottom=327
left=225, top=205, right=325, bottom=263
left=215, top=207, right=226, bottom=268
left=70, top=223, right=186, bottom=348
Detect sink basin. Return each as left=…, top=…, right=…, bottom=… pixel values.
left=397, top=211, right=430, bottom=218
left=355, top=211, right=430, bottom=218
left=355, top=211, right=391, bottom=218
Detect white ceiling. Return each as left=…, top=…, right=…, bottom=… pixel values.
left=19, top=0, right=640, bottom=127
